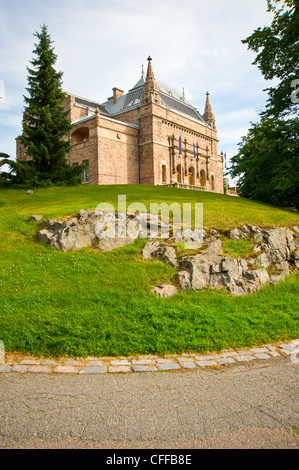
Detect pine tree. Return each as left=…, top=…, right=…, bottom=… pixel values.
left=20, top=24, right=82, bottom=184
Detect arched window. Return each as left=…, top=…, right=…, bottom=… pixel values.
left=83, top=160, right=90, bottom=183
left=188, top=167, right=195, bottom=186
left=162, top=165, right=167, bottom=183
left=176, top=164, right=182, bottom=183
left=200, top=169, right=206, bottom=187
left=211, top=174, right=215, bottom=190
left=72, top=127, right=89, bottom=144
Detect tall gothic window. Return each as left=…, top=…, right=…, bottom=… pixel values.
left=176, top=164, right=183, bottom=184
left=162, top=165, right=167, bottom=183
left=188, top=167, right=195, bottom=186
left=211, top=174, right=215, bottom=190
left=83, top=160, right=90, bottom=183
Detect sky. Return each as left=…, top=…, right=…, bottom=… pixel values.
left=0, top=0, right=274, bottom=174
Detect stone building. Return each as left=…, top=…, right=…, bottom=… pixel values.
left=17, top=57, right=224, bottom=193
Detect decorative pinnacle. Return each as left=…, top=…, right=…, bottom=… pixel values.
left=142, top=55, right=161, bottom=105
left=204, top=92, right=213, bottom=111
left=203, top=91, right=216, bottom=127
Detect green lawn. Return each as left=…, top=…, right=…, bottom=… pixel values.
left=0, top=185, right=298, bottom=358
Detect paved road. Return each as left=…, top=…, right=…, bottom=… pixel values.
left=0, top=356, right=298, bottom=449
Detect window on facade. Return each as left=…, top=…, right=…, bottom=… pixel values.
left=211, top=175, right=215, bottom=190
left=162, top=165, right=167, bottom=183
left=188, top=167, right=195, bottom=186
left=83, top=160, right=90, bottom=183
left=200, top=169, right=206, bottom=187
left=176, top=164, right=182, bottom=184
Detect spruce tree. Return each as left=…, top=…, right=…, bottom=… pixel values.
left=20, top=24, right=81, bottom=184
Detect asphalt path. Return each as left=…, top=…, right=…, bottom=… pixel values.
left=0, top=355, right=298, bottom=450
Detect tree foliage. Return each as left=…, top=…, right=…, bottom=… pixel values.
left=0, top=153, right=81, bottom=188
left=242, top=0, right=299, bottom=118
left=231, top=0, right=299, bottom=209
left=0, top=155, right=38, bottom=188
left=231, top=118, right=299, bottom=208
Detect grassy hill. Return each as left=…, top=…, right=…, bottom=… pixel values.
left=0, top=185, right=298, bottom=358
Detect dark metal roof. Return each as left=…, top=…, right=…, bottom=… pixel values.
left=75, top=96, right=108, bottom=115
left=159, top=92, right=206, bottom=124
left=122, top=89, right=142, bottom=109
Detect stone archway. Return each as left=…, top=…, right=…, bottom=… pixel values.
left=71, top=127, right=89, bottom=144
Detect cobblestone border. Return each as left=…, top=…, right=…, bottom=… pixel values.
left=0, top=340, right=298, bottom=375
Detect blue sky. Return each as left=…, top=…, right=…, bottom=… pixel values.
left=0, top=0, right=274, bottom=172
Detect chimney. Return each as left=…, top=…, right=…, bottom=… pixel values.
left=113, top=87, right=124, bottom=104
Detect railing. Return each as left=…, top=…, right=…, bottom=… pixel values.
left=162, top=183, right=210, bottom=191
left=226, top=190, right=239, bottom=197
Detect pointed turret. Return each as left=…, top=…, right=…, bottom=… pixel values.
left=203, top=92, right=216, bottom=129
left=141, top=56, right=161, bottom=105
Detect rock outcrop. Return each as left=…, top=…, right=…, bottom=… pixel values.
left=37, top=210, right=166, bottom=252
left=35, top=211, right=298, bottom=296
left=142, top=226, right=299, bottom=296
left=37, top=210, right=203, bottom=253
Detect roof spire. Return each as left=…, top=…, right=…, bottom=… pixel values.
left=146, top=55, right=154, bottom=80
left=203, top=91, right=216, bottom=129
left=141, top=56, right=161, bottom=105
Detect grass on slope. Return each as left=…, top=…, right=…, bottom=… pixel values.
left=0, top=185, right=298, bottom=358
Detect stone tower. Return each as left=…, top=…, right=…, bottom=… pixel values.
left=138, top=56, right=163, bottom=184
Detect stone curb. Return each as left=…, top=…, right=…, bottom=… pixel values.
left=0, top=340, right=298, bottom=375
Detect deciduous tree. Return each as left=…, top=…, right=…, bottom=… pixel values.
left=231, top=0, right=299, bottom=209
left=242, top=0, right=299, bottom=118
